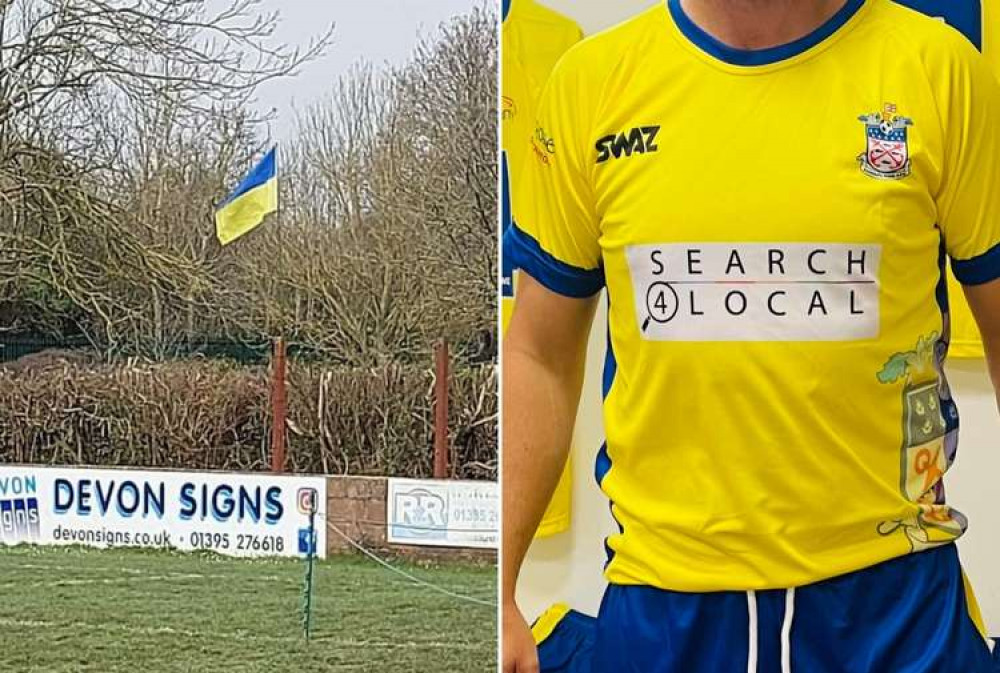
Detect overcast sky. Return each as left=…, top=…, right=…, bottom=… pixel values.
left=250, top=0, right=480, bottom=138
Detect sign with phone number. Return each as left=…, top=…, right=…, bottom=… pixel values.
left=0, top=465, right=326, bottom=558
left=386, top=478, right=497, bottom=549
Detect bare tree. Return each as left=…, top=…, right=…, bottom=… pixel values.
left=0, top=3, right=499, bottom=476
left=0, top=0, right=332, bottom=168
left=261, top=6, right=498, bottom=365
left=0, top=0, right=333, bottom=353
left=0, top=3, right=498, bottom=367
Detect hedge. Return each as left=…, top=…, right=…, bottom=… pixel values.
left=0, top=359, right=496, bottom=480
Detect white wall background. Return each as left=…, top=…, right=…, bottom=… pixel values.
left=538, top=0, right=658, bottom=35
left=515, top=0, right=1000, bottom=634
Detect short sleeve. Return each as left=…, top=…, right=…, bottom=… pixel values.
left=936, top=40, right=1000, bottom=285
left=506, top=54, right=605, bottom=298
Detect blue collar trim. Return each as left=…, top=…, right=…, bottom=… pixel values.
left=667, top=0, right=865, bottom=66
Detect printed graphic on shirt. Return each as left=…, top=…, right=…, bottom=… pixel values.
left=876, top=332, right=966, bottom=552
left=625, top=243, right=881, bottom=341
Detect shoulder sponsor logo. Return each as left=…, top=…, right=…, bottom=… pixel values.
left=531, top=125, right=556, bottom=166
left=596, top=126, right=660, bottom=164
left=502, top=95, right=517, bottom=122
left=626, top=243, right=881, bottom=341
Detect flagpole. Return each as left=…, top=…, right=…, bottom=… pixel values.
left=266, top=109, right=278, bottom=234
left=263, top=112, right=285, bottom=473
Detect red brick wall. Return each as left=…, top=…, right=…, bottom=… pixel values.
left=325, top=476, right=496, bottom=563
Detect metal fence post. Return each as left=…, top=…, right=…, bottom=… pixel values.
left=433, top=339, right=450, bottom=479
left=271, top=337, right=287, bottom=473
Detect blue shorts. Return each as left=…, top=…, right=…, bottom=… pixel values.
left=535, top=608, right=596, bottom=673
left=536, top=544, right=997, bottom=673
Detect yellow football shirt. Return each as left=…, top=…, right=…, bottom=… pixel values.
left=502, top=0, right=582, bottom=538
left=894, top=1, right=999, bottom=357
left=988, top=1, right=1000, bottom=70
left=510, top=0, right=1000, bottom=591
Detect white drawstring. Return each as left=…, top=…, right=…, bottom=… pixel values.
left=781, top=588, right=796, bottom=673
left=747, top=590, right=759, bottom=673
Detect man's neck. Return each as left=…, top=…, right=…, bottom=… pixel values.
left=679, top=0, right=850, bottom=50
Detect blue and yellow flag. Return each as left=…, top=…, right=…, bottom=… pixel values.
left=215, top=147, right=277, bottom=245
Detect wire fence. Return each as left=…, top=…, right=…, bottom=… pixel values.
left=0, top=335, right=317, bottom=365
left=0, top=333, right=495, bottom=367
left=0, top=335, right=94, bottom=363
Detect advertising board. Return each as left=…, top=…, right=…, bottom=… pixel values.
left=0, top=466, right=326, bottom=558
left=386, top=478, right=497, bottom=549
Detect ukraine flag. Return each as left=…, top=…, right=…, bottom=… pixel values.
left=215, top=147, right=278, bottom=245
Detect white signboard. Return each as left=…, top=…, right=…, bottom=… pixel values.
left=386, top=478, right=497, bottom=549
left=0, top=466, right=326, bottom=558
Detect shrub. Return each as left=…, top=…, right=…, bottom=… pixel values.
left=0, top=359, right=496, bottom=479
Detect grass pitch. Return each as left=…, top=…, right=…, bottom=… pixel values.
left=0, top=545, right=496, bottom=672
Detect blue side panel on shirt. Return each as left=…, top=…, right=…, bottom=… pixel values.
left=936, top=234, right=951, bottom=317
left=597, top=291, right=623, bottom=568
left=935, top=234, right=960, bottom=434
left=595, top=442, right=622, bottom=568
left=601, top=320, right=616, bottom=400
left=502, top=152, right=512, bottom=234
left=893, top=0, right=982, bottom=50
left=594, top=443, right=612, bottom=484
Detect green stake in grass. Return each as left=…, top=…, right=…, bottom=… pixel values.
left=301, top=500, right=317, bottom=641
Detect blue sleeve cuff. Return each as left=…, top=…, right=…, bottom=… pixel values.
left=501, top=224, right=516, bottom=298
left=504, top=224, right=604, bottom=298
left=952, top=240, right=1000, bottom=285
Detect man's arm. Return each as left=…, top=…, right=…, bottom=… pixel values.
left=961, top=278, right=1000, bottom=410
left=502, top=273, right=597, bottom=673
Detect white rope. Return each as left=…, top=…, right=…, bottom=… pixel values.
left=323, top=517, right=496, bottom=608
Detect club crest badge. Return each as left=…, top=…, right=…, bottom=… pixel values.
left=857, top=103, right=913, bottom=179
